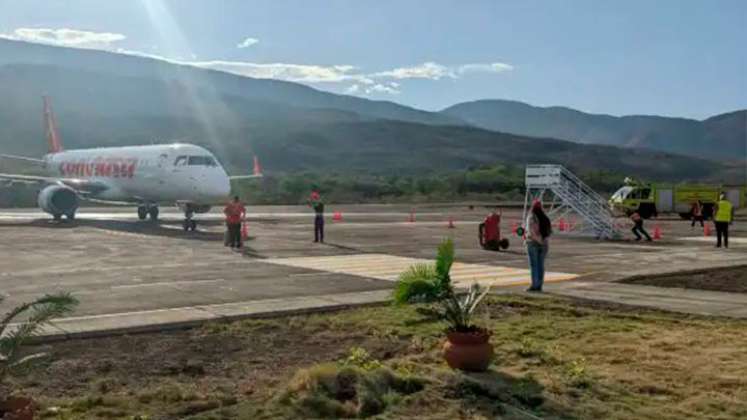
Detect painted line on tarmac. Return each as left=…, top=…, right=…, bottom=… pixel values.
left=264, top=253, right=577, bottom=288
left=679, top=236, right=747, bottom=244
left=111, top=279, right=226, bottom=289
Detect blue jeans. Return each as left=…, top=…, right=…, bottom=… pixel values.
left=314, top=214, right=325, bottom=242
left=527, top=242, right=548, bottom=290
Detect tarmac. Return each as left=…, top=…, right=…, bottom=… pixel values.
left=1, top=204, right=746, bottom=340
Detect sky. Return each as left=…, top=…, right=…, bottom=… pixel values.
left=0, top=0, right=745, bottom=119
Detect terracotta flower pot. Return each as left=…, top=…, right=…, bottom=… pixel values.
left=443, top=328, right=493, bottom=372
left=0, top=396, right=35, bottom=420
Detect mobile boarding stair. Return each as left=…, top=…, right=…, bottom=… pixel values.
left=523, top=165, right=621, bottom=240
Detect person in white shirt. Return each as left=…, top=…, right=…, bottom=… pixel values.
left=525, top=200, right=552, bottom=292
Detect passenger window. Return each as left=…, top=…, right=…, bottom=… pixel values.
left=174, top=156, right=188, bottom=166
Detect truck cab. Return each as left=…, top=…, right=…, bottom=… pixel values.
left=609, top=183, right=657, bottom=218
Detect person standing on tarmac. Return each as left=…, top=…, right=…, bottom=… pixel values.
left=224, top=195, right=246, bottom=250
left=691, top=200, right=704, bottom=228
left=631, top=210, right=652, bottom=241
left=525, top=200, right=552, bottom=292
left=714, top=193, right=734, bottom=248
left=308, top=190, right=325, bottom=243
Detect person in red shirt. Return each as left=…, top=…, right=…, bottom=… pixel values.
left=224, top=196, right=246, bottom=249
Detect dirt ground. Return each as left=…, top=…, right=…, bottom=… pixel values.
left=621, top=265, right=747, bottom=293
left=4, top=293, right=747, bottom=420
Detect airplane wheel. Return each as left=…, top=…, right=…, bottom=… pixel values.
left=148, top=207, right=159, bottom=221
left=190, top=220, right=197, bottom=231
left=53, top=214, right=62, bottom=221
left=66, top=213, right=76, bottom=221
left=183, top=219, right=190, bottom=231
left=137, top=206, right=148, bottom=220
left=499, top=238, right=509, bottom=250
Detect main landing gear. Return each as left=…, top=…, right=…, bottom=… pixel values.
left=183, top=209, right=198, bottom=231
left=137, top=205, right=159, bottom=221
left=53, top=212, right=76, bottom=222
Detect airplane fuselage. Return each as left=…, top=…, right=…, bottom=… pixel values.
left=44, top=143, right=231, bottom=205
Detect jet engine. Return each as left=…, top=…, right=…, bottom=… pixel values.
left=38, top=185, right=79, bottom=220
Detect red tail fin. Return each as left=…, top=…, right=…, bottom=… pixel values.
left=253, top=156, right=262, bottom=176
left=43, top=96, right=63, bottom=154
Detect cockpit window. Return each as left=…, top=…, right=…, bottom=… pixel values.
left=187, top=156, right=217, bottom=167
left=174, top=156, right=188, bottom=166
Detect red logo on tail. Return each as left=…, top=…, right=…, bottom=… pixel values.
left=253, top=156, right=262, bottom=176
left=43, top=96, right=63, bottom=154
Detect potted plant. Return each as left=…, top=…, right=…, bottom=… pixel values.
left=0, top=293, right=78, bottom=419
left=393, top=239, right=493, bottom=372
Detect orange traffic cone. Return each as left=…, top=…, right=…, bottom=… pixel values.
left=653, top=225, right=662, bottom=240
left=558, top=218, right=566, bottom=232
left=448, top=216, right=455, bottom=228
left=511, top=221, right=518, bottom=234
left=241, top=222, right=249, bottom=241
left=408, top=210, right=415, bottom=223
left=333, top=211, right=343, bottom=222
left=703, top=223, right=711, bottom=236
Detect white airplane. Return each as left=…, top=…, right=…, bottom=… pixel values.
left=0, top=97, right=262, bottom=231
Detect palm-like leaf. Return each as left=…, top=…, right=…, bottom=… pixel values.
left=392, top=239, right=491, bottom=332
left=0, top=293, right=78, bottom=381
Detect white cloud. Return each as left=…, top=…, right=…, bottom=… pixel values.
left=1, top=26, right=512, bottom=97
left=457, top=62, right=514, bottom=74
left=373, top=62, right=454, bottom=80
left=366, top=83, right=400, bottom=95
left=236, top=37, right=259, bottom=49
left=0, top=27, right=125, bottom=48
left=344, top=82, right=400, bottom=96
left=188, top=61, right=372, bottom=84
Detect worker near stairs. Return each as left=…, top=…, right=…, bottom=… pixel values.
left=714, top=193, right=734, bottom=248
left=308, top=190, right=325, bottom=243
left=224, top=195, right=246, bottom=250
left=630, top=210, right=652, bottom=242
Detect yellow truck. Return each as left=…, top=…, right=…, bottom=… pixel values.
left=609, top=179, right=745, bottom=219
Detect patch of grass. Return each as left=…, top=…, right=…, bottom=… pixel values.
left=12, top=294, right=747, bottom=419
left=563, top=358, right=593, bottom=389
left=283, top=363, right=425, bottom=418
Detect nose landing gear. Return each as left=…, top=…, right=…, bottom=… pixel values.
left=183, top=209, right=198, bottom=231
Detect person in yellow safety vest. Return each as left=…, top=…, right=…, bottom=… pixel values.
left=714, top=193, right=734, bottom=248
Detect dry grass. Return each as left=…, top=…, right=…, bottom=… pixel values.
left=7, top=294, right=747, bottom=419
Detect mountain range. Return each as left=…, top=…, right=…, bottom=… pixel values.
left=442, top=100, right=746, bottom=161
left=0, top=38, right=743, bottom=183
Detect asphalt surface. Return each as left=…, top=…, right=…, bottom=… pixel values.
left=1, top=204, right=745, bottom=319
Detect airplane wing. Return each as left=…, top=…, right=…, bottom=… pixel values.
left=0, top=154, right=46, bottom=164
left=229, top=156, right=264, bottom=180
left=0, top=173, right=109, bottom=195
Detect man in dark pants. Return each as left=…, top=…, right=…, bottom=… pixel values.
left=308, top=191, right=325, bottom=243
left=631, top=210, right=652, bottom=242
left=714, top=194, right=734, bottom=248
left=223, top=196, right=246, bottom=249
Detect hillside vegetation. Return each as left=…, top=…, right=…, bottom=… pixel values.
left=443, top=99, right=747, bottom=160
